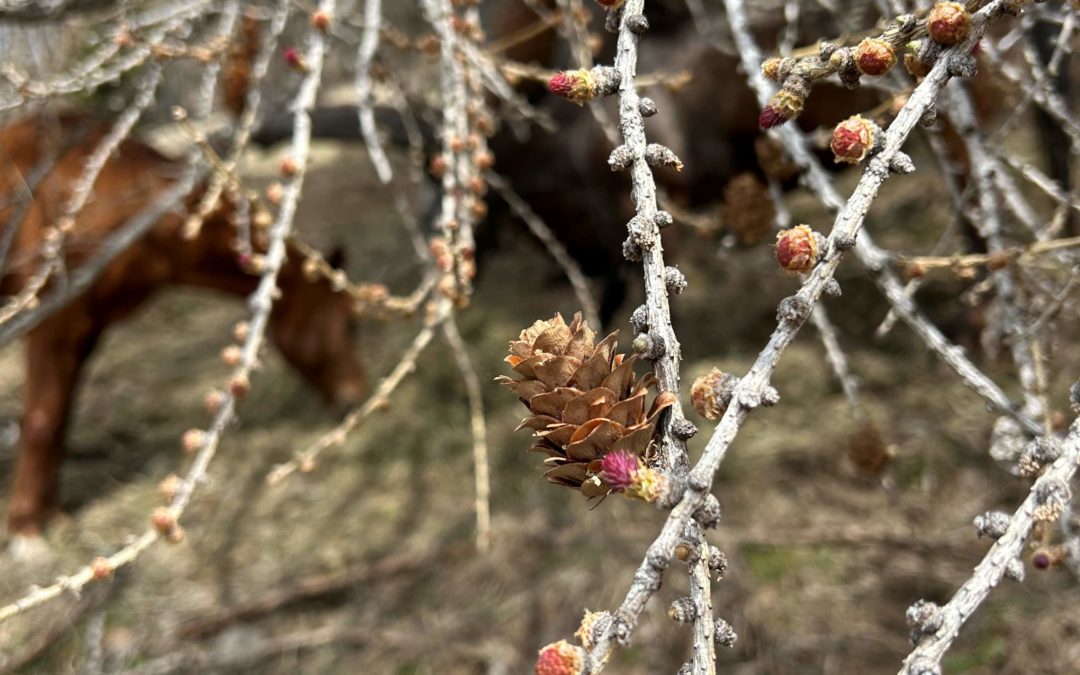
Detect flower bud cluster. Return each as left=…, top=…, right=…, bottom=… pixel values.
left=758, top=3, right=979, bottom=128
left=599, top=450, right=669, bottom=503
left=548, top=66, right=621, bottom=106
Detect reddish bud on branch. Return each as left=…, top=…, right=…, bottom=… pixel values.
left=854, top=38, right=896, bottom=76
left=283, top=47, right=308, bottom=72
left=759, top=89, right=805, bottom=129
left=548, top=67, right=620, bottom=105
left=535, top=640, right=585, bottom=675
left=775, top=225, right=820, bottom=274
left=927, top=2, right=972, bottom=46
left=831, top=115, right=877, bottom=165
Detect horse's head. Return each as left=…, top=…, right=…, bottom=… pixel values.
left=271, top=246, right=366, bottom=412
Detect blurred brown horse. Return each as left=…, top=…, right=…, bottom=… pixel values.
left=0, top=114, right=366, bottom=547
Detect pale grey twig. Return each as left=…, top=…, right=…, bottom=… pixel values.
left=945, top=84, right=1044, bottom=428
left=876, top=122, right=972, bottom=338
left=779, top=0, right=801, bottom=56
left=81, top=607, right=106, bottom=675
left=185, top=0, right=291, bottom=239
left=442, top=314, right=492, bottom=552
left=608, top=0, right=693, bottom=478
left=980, top=29, right=1080, bottom=156
left=996, top=151, right=1080, bottom=218
left=356, top=0, right=393, bottom=183
left=898, top=419, right=1080, bottom=675
left=810, top=304, right=862, bottom=415
left=686, top=522, right=717, bottom=675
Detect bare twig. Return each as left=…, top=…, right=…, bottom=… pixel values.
left=356, top=0, right=393, bottom=183
left=442, top=314, right=491, bottom=552
left=898, top=419, right=1080, bottom=674
left=266, top=313, right=442, bottom=485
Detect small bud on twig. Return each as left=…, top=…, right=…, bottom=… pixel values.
left=671, top=416, right=698, bottom=440
left=644, top=144, right=683, bottom=172
left=664, top=266, right=687, bottom=295
left=283, top=47, right=308, bottom=72
left=715, top=618, right=738, bottom=647
left=632, top=332, right=665, bottom=360
left=310, top=10, right=331, bottom=31
left=181, top=428, right=205, bottom=455
left=575, top=609, right=612, bottom=650
left=775, top=225, right=821, bottom=274
left=694, top=493, right=722, bottom=528
left=91, top=557, right=114, bottom=581
left=708, top=546, right=728, bottom=579
left=535, top=640, right=584, bottom=675
left=854, top=38, right=897, bottom=76
left=927, top=2, right=972, bottom=46
left=608, top=145, right=635, bottom=171
left=691, top=368, right=739, bottom=421
left=668, top=596, right=697, bottom=624
left=974, top=511, right=1009, bottom=539
left=548, top=66, right=620, bottom=105
left=759, top=88, right=805, bottom=129
left=1004, top=557, right=1025, bottom=582
left=831, top=116, right=878, bottom=165
left=626, top=13, right=649, bottom=34
left=906, top=600, right=943, bottom=642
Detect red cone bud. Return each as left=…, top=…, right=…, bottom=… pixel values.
left=310, top=10, right=331, bottom=31
left=151, top=507, right=176, bottom=535
left=535, top=640, right=584, bottom=675
left=927, top=2, right=971, bottom=46
left=831, top=115, right=876, bottom=165
left=775, top=225, right=819, bottom=274
left=855, top=38, right=896, bottom=76
left=181, top=428, right=205, bottom=454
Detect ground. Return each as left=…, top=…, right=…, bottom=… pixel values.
left=0, top=122, right=1078, bottom=675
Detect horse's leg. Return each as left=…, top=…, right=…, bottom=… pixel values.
left=7, top=310, right=100, bottom=547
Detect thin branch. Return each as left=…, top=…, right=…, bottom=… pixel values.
left=898, top=419, right=1080, bottom=674
left=356, top=0, right=393, bottom=183
left=0, top=0, right=215, bottom=113
left=608, top=0, right=692, bottom=478
left=686, top=522, right=717, bottom=675
left=266, top=315, right=442, bottom=485
left=442, top=314, right=492, bottom=552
